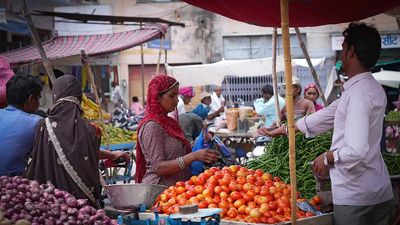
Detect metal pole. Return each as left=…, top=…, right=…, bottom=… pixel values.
left=19, top=0, right=56, bottom=84
left=280, top=0, right=297, bottom=224
left=295, top=27, right=328, bottom=106
left=140, top=23, right=145, bottom=104
left=156, top=36, right=164, bottom=75
left=81, top=50, right=109, bottom=149
left=271, top=27, right=281, bottom=126
left=164, top=49, right=168, bottom=74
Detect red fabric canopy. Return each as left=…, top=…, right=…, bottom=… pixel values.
left=183, top=0, right=400, bottom=27
left=1, top=25, right=167, bottom=65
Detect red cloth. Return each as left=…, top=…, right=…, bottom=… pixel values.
left=179, top=86, right=194, bottom=98
left=0, top=25, right=167, bottom=65
left=135, top=75, right=191, bottom=183
left=0, top=56, right=14, bottom=106
left=183, top=0, right=400, bottom=27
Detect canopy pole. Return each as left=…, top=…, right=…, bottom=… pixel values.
left=140, top=23, right=145, bottom=105
left=164, top=49, right=168, bottom=74
left=271, top=27, right=281, bottom=126
left=294, top=27, right=328, bottom=106
left=280, top=0, right=297, bottom=224
left=81, top=50, right=110, bottom=150
left=19, top=0, right=56, bottom=85
left=156, top=36, right=164, bottom=75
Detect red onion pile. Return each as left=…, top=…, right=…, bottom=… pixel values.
left=0, top=176, right=118, bottom=225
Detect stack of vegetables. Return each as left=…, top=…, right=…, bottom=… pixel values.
left=385, top=111, right=400, bottom=122
left=0, top=176, right=117, bottom=225
left=383, top=152, right=400, bottom=175
left=81, top=94, right=110, bottom=120
left=154, top=166, right=318, bottom=224
left=247, top=132, right=332, bottom=199
left=100, top=124, right=137, bottom=146
left=247, top=132, right=400, bottom=200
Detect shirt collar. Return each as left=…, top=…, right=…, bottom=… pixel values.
left=343, top=72, right=371, bottom=91
left=6, top=105, right=20, bottom=111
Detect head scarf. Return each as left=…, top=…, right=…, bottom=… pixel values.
left=135, top=75, right=191, bottom=183
left=0, top=56, right=14, bottom=107
left=179, top=86, right=194, bottom=98
left=304, top=83, right=320, bottom=97
left=26, top=75, right=101, bottom=206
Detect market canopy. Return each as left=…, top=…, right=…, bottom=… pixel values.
left=183, top=0, right=400, bottom=27
left=0, top=25, right=167, bottom=65
left=166, top=56, right=325, bottom=86
left=372, top=70, right=400, bottom=88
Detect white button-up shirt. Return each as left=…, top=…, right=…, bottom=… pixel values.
left=297, top=72, right=393, bottom=205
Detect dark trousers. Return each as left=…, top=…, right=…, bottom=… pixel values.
left=334, top=199, right=394, bottom=225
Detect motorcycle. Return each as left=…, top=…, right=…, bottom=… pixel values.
left=111, top=104, right=142, bottom=131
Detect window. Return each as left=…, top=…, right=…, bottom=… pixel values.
left=223, top=34, right=306, bottom=60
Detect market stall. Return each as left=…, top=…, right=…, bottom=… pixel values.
left=177, top=1, right=400, bottom=225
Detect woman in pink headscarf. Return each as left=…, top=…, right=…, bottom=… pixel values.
left=0, top=56, right=14, bottom=108
left=168, top=86, right=194, bottom=120
left=304, top=83, right=324, bottom=111
left=135, top=75, right=218, bottom=186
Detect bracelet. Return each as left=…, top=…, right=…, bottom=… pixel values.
left=281, top=124, right=288, bottom=135
left=177, top=157, right=185, bottom=170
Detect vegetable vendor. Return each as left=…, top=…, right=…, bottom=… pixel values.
left=259, top=22, right=394, bottom=225
left=280, top=76, right=315, bottom=120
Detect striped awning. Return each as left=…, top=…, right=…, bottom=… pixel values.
left=0, top=25, right=167, bottom=65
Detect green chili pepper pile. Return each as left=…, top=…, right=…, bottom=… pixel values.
left=383, top=152, right=400, bottom=175
left=246, top=132, right=333, bottom=199
left=247, top=131, right=400, bottom=199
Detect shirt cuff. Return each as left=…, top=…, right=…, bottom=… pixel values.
left=296, top=116, right=315, bottom=138
left=332, top=150, right=340, bottom=165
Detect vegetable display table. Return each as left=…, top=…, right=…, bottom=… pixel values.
left=136, top=212, right=333, bottom=225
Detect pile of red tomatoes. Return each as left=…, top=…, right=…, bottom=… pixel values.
left=154, top=166, right=318, bottom=224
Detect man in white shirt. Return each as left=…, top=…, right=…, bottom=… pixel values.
left=259, top=22, right=394, bottom=225
left=111, top=81, right=123, bottom=107
left=209, top=86, right=225, bottom=125
left=210, top=86, right=225, bottom=112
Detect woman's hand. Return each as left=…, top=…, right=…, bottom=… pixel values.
left=190, top=149, right=219, bottom=163
left=110, top=151, right=131, bottom=163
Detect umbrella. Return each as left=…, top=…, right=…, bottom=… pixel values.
left=372, top=70, right=400, bottom=88
left=182, top=0, right=400, bottom=27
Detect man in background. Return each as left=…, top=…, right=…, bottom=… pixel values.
left=0, top=74, right=43, bottom=176
left=210, top=86, right=225, bottom=113
left=111, top=81, right=124, bottom=107
left=254, top=84, right=285, bottom=128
